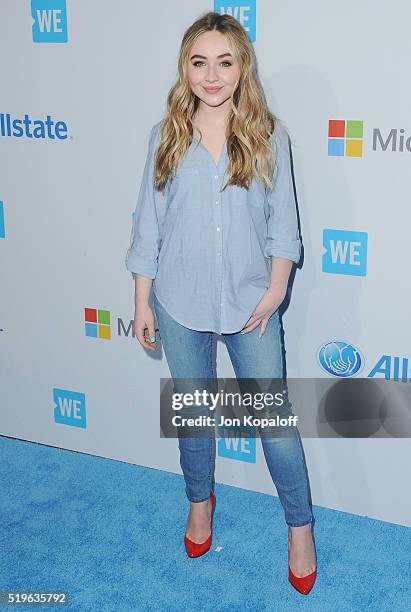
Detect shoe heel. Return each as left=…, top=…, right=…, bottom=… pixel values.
left=184, top=490, right=215, bottom=558
left=288, top=524, right=317, bottom=595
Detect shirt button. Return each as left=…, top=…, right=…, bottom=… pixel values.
left=215, top=200, right=219, bottom=204
left=214, top=175, right=218, bottom=179
left=216, top=227, right=220, bottom=231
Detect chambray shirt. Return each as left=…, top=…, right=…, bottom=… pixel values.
left=125, top=119, right=301, bottom=334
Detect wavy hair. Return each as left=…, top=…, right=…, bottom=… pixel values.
left=154, top=11, right=279, bottom=193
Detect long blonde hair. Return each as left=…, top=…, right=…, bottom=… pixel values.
left=154, top=11, right=279, bottom=193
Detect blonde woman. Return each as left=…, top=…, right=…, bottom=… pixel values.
left=126, top=11, right=317, bottom=595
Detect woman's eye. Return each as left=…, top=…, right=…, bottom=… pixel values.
left=192, top=61, right=232, bottom=68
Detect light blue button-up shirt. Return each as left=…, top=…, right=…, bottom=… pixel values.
left=125, top=119, right=301, bottom=334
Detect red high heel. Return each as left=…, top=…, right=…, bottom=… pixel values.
left=184, top=490, right=215, bottom=558
left=288, top=525, right=317, bottom=595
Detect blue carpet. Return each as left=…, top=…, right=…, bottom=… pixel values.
left=0, top=436, right=410, bottom=611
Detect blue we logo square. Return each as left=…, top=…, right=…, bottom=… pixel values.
left=31, top=0, right=68, bottom=43
left=217, top=423, right=256, bottom=462
left=322, top=228, right=368, bottom=276
left=214, top=1, right=256, bottom=42
left=0, top=201, right=5, bottom=238
left=53, top=388, right=86, bottom=428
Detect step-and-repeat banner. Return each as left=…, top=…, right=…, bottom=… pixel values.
left=1, top=1, right=410, bottom=526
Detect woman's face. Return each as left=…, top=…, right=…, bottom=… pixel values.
left=187, top=29, right=240, bottom=109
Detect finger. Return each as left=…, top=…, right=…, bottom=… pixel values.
left=242, top=313, right=259, bottom=329
left=245, top=311, right=258, bottom=325
left=136, top=325, right=155, bottom=350
left=258, top=319, right=269, bottom=338
left=143, top=326, right=157, bottom=350
left=146, top=322, right=157, bottom=345
left=136, top=325, right=149, bottom=348
left=241, top=319, right=262, bottom=334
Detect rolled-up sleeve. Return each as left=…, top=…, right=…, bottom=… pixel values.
left=125, top=122, right=168, bottom=280
left=263, top=122, right=301, bottom=264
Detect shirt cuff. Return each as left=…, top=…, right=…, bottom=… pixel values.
left=125, top=251, right=157, bottom=279
left=263, top=238, right=301, bottom=263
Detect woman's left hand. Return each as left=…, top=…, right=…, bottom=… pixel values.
left=240, top=285, right=287, bottom=337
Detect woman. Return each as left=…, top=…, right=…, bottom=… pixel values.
left=126, top=11, right=317, bottom=595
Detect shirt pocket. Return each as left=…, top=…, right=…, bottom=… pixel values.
left=168, top=167, right=201, bottom=210
left=230, top=179, right=265, bottom=207
left=230, top=184, right=248, bottom=206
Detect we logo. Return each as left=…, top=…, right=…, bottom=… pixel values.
left=53, top=388, right=86, bottom=428
left=217, top=424, right=256, bottom=462
left=214, top=1, right=256, bottom=42
left=0, top=201, right=5, bottom=238
left=322, top=229, right=368, bottom=276
left=31, top=0, right=68, bottom=43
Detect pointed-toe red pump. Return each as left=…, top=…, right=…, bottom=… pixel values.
left=184, top=490, right=215, bottom=558
left=288, top=525, right=317, bottom=595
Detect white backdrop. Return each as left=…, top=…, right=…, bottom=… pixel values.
left=1, top=1, right=410, bottom=527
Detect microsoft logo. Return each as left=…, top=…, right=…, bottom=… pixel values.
left=84, top=307, right=111, bottom=339
left=328, top=119, right=363, bottom=157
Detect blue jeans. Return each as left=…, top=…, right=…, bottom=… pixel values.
left=152, top=292, right=313, bottom=528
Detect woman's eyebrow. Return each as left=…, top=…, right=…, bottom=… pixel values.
left=189, top=52, right=233, bottom=60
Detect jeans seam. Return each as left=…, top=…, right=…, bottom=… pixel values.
left=278, top=316, right=313, bottom=527
left=207, top=333, right=216, bottom=494
left=296, top=428, right=314, bottom=524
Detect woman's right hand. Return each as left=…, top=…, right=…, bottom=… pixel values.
left=133, top=302, right=158, bottom=351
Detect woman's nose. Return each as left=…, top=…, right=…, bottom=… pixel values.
left=206, top=65, right=218, bottom=82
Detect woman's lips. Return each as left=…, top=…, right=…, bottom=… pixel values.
left=203, top=86, right=222, bottom=93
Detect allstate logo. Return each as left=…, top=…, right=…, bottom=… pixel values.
left=317, top=340, right=363, bottom=377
